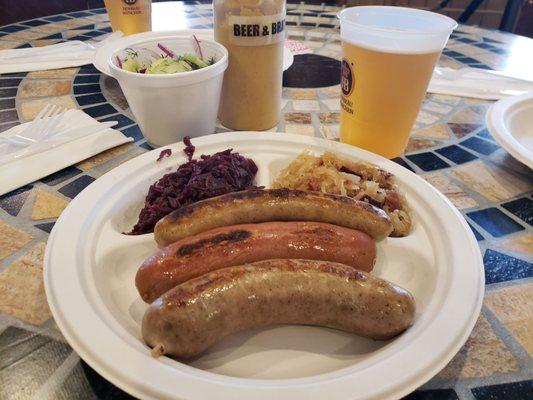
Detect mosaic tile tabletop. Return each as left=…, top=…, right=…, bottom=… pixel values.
left=0, top=2, right=532, bottom=399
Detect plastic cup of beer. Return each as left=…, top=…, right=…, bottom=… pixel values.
left=104, top=0, right=152, bottom=36
left=338, top=7, right=457, bottom=158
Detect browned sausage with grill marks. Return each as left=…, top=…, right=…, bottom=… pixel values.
left=154, top=188, right=393, bottom=247
left=137, top=221, right=377, bottom=303
left=142, top=259, right=415, bottom=360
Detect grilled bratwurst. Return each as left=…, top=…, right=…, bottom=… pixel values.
left=137, top=221, right=377, bottom=303
left=142, top=259, right=415, bottom=359
left=154, top=188, right=393, bottom=247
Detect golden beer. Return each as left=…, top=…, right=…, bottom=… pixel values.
left=104, top=0, right=152, bottom=36
left=340, top=42, right=440, bottom=158
left=338, top=6, right=456, bottom=158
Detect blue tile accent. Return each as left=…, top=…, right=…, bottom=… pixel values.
left=91, top=8, right=108, bottom=14
left=76, top=24, right=96, bottom=30
left=58, top=175, right=96, bottom=198
left=74, top=84, right=101, bottom=95
left=0, top=98, right=16, bottom=109
left=99, top=26, right=113, bottom=33
left=406, top=153, right=450, bottom=171
left=0, top=78, right=22, bottom=88
left=467, top=208, right=525, bottom=237
left=21, top=19, right=48, bottom=27
left=456, top=56, right=481, bottom=64
left=461, top=137, right=500, bottom=155
left=0, top=110, right=18, bottom=124
left=471, top=379, right=533, bottom=400
left=83, top=104, right=118, bottom=118
left=15, top=43, right=32, bottom=49
left=74, top=74, right=100, bottom=84
left=98, top=114, right=135, bottom=129
left=0, top=72, right=27, bottom=78
left=391, top=157, right=415, bottom=172
left=0, top=122, right=19, bottom=133
left=442, top=50, right=463, bottom=58
left=318, top=23, right=335, bottom=28
left=488, top=47, right=508, bottom=55
left=35, top=222, right=56, bottom=233
left=139, top=141, right=153, bottom=150
left=68, top=35, right=92, bottom=41
left=82, top=30, right=106, bottom=38
left=69, top=11, right=92, bottom=17
left=44, top=15, right=72, bottom=22
left=477, top=129, right=495, bottom=141
left=0, top=88, right=18, bottom=98
left=402, top=389, right=459, bottom=400
left=0, top=185, right=33, bottom=217
left=482, top=37, right=503, bottom=44
left=502, top=197, right=532, bottom=225
left=436, top=145, right=478, bottom=164
left=121, top=125, right=144, bottom=141
left=474, top=42, right=496, bottom=50
left=0, top=25, right=27, bottom=33
left=76, top=93, right=107, bottom=106
left=42, top=33, right=63, bottom=40
left=41, top=166, right=82, bottom=186
left=469, top=63, right=493, bottom=70
left=78, top=65, right=100, bottom=74
left=483, top=249, right=533, bottom=284
left=468, top=223, right=484, bottom=241
left=456, top=37, right=477, bottom=44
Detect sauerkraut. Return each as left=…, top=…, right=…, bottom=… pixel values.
left=273, top=151, right=411, bottom=236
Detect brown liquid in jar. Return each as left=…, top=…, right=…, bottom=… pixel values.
left=214, top=0, right=286, bottom=131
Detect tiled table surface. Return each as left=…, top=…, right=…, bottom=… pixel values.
left=0, top=2, right=532, bottom=399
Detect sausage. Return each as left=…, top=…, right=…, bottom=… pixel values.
left=142, top=259, right=415, bottom=359
left=137, top=221, right=377, bottom=303
left=154, top=188, right=393, bottom=247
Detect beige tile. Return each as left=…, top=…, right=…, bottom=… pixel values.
left=0, top=221, right=32, bottom=261
left=422, top=102, right=454, bottom=114
left=317, top=112, right=340, bottom=124
left=0, top=245, right=51, bottom=325
left=496, top=233, right=533, bottom=255
left=405, top=138, right=441, bottom=152
left=485, top=284, right=533, bottom=356
left=451, top=160, right=531, bottom=202
left=285, top=124, right=315, bottom=136
left=19, top=80, right=71, bottom=98
left=98, top=146, right=146, bottom=174
left=3, top=29, right=47, bottom=41
left=0, top=40, right=23, bottom=50
left=290, top=89, right=318, bottom=100
left=448, top=107, right=485, bottom=124
left=56, top=17, right=97, bottom=28
left=415, top=111, right=439, bottom=125
left=29, top=39, right=61, bottom=48
left=448, top=122, right=483, bottom=139
left=319, top=124, right=339, bottom=140
left=414, top=123, right=450, bottom=139
left=437, top=313, right=519, bottom=379
left=19, top=96, right=77, bottom=121
left=437, top=57, right=463, bottom=69
left=430, top=94, right=462, bottom=105
left=76, top=143, right=135, bottom=170
left=292, top=100, right=321, bottom=111
left=319, top=85, right=341, bottom=98
left=284, top=112, right=312, bottom=124
left=424, top=172, right=478, bottom=209
left=31, top=23, right=65, bottom=34
left=321, top=98, right=339, bottom=111
left=26, top=68, right=78, bottom=79
left=31, top=189, right=69, bottom=220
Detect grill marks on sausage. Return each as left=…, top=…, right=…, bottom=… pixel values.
left=177, top=230, right=251, bottom=256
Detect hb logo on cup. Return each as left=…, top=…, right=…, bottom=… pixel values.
left=341, top=59, right=354, bottom=96
left=124, top=0, right=137, bottom=4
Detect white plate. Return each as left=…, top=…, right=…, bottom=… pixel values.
left=486, top=92, right=533, bottom=168
left=44, top=132, right=484, bottom=400
left=94, top=29, right=294, bottom=75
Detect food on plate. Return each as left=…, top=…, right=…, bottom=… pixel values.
left=154, top=188, right=393, bottom=247
left=129, top=137, right=258, bottom=235
left=117, top=39, right=216, bottom=74
left=142, top=259, right=416, bottom=359
left=137, top=221, right=377, bottom=303
left=273, top=151, right=411, bottom=236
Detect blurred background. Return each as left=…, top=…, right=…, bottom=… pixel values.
left=0, top=0, right=532, bottom=37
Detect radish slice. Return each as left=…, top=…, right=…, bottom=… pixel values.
left=157, top=43, right=174, bottom=58
left=191, top=34, right=204, bottom=60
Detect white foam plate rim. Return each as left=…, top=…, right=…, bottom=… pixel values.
left=44, top=132, right=484, bottom=400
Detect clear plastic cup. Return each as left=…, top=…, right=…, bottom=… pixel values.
left=338, top=6, right=457, bottom=158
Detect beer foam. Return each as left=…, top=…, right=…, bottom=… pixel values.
left=339, top=6, right=457, bottom=55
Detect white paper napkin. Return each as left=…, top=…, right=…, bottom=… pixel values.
left=0, top=109, right=133, bottom=196
left=0, top=32, right=123, bottom=74
left=428, top=66, right=533, bottom=100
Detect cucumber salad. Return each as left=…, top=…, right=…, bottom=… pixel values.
left=116, top=36, right=216, bottom=74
